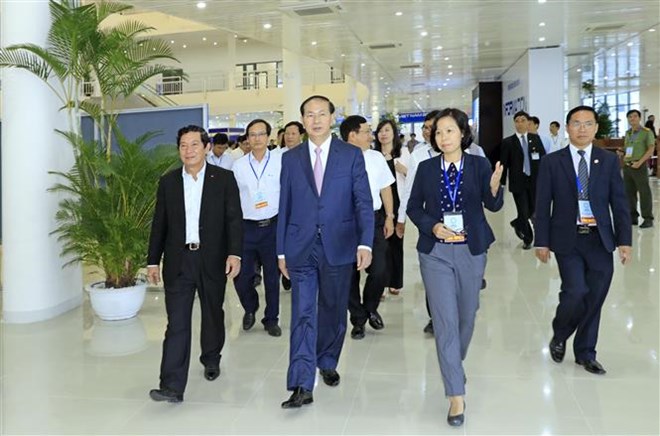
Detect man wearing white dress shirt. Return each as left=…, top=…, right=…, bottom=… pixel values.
left=340, top=115, right=395, bottom=340
left=229, top=134, right=251, bottom=161
left=207, top=133, right=234, bottom=170
left=549, top=121, right=568, bottom=153
left=232, top=119, right=283, bottom=337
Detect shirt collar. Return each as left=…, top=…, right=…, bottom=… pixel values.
left=308, top=135, right=332, bottom=152
left=182, top=162, right=207, bottom=180
left=569, top=143, right=593, bottom=156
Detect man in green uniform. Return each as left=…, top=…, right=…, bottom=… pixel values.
left=623, top=109, right=655, bottom=228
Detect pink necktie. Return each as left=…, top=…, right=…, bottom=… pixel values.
left=314, top=147, right=323, bottom=195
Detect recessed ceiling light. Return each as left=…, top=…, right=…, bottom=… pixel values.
left=627, top=42, right=633, bottom=46
left=448, top=71, right=453, bottom=75
left=380, top=76, right=384, bottom=80
left=577, top=68, right=582, bottom=72
left=650, top=28, right=656, bottom=32
left=311, top=41, right=317, bottom=46
left=436, top=45, right=443, bottom=50
left=539, top=22, right=546, bottom=27
left=611, top=53, right=616, bottom=57
left=182, top=44, right=187, bottom=48
left=341, top=53, right=345, bottom=57
left=202, top=37, right=207, bottom=41
left=242, top=39, right=248, bottom=43
left=604, top=76, right=608, bottom=80
left=263, top=23, right=272, bottom=29
left=170, top=40, right=174, bottom=44
left=420, top=31, right=428, bottom=37
left=361, top=63, right=366, bottom=67
left=444, top=57, right=450, bottom=61
left=395, top=11, right=403, bottom=16
left=196, top=1, right=206, bottom=9
left=234, top=34, right=238, bottom=38
left=538, top=0, right=546, bottom=3
left=539, top=36, right=546, bottom=42
left=213, top=42, right=218, bottom=46
left=448, top=65, right=453, bottom=68
left=437, top=88, right=442, bottom=91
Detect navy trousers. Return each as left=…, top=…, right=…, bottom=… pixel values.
left=553, top=230, right=614, bottom=361
left=233, top=219, right=280, bottom=326
left=286, top=236, right=353, bottom=392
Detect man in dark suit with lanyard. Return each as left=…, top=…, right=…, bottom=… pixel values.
left=277, top=95, right=374, bottom=408
left=500, top=110, right=546, bottom=249
left=535, top=106, right=632, bottom=375
left=147, top=125, right=243, bottom=402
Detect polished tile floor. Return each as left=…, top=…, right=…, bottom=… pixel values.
left=1, top=179, right=659, bottom=435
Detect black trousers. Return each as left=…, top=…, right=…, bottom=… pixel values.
left=159, top=250, right=226, bottom=393
left=511, top=178, right=534, bottom=244
left=385, top=232, right=404, bottom=289
left=349, top=212, right=387, bottom=326
left=553, top=230, right=613, bottom=361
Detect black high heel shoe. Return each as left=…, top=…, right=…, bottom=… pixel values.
left=447, top=401, right=465, bottom=427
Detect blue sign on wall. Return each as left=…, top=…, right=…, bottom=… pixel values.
left=398, top=112, right=426, bottom=123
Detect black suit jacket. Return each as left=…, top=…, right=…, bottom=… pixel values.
left=500, top=133, right=546, bottom=193
left=147, top=164, right=243, bottom=286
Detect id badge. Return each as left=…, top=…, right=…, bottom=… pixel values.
left=531, top=152, right=540, bottom=160
left=253, top=191, right=268, bottom=209
left=443, top=212, right=466, bottom=242
left=578, top=200, right=596, bottom=225
left=625, top=146, right=633, bottom=158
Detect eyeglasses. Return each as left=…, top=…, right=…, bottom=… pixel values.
left=569, top=121, right=596, bottom=129
left=303, top=111, right=330, bottom=120
left=248, top=131, right=268, bottom=138
left=358, top=129, right=372, bottom=134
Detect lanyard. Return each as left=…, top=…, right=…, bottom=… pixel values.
left=248, top=150, right=271, bottom=187
left=441, top=157, right=463, bottom=211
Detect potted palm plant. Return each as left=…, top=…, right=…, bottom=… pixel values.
left=0, top=0, right=181, bottom=320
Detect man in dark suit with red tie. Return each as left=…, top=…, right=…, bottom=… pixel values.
left=534, top=106, right=632, bottom=375
left=277, top=96, right=374, bottom=408
left=500, top=110, right=546, bottom=249
left=147, top=125, right=243, bottom=402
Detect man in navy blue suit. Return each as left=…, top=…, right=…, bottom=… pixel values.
left=277, top=95, right=374, bottom=408
left=535, top=105, right=632, bottom=375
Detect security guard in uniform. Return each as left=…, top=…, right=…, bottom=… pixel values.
left=622, top=109, right=655, bottom=228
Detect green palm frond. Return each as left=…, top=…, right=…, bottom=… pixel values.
left=0, top=46, right=55, bottom=80
left=95, top=1, right=133, bottom=24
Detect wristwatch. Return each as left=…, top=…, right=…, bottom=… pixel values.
left=385, top=213, right=395, bottom=219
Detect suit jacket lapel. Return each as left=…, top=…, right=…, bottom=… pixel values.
left=298, top=140, right=318, bottom=197
left=558, top=148, right=578, bottom=199
left=199, top=167, right=215, bottom=223
left=588, top=147, right=602, bottom=199
left=173, top=169, right=186, bottom=236
left=322, top=138, right=341, bottom=197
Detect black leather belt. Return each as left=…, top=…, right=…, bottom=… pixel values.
left=577, top=225, right=597, bottom=235
left=185, top=242, right=200, bottom=251
left=245, top=215, right=277, bottom=227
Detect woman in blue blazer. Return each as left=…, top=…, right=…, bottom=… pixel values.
left=407, top=108, right=504, bottom=427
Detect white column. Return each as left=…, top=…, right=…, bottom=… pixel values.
left=2, top=1, right=83, bottom=323
left=225, top=34, right=236, bottom=91
left=282, top=14, right=302, bottom=124
left=527, top=47, right=565, bottom=137
left=345, top=75, right=359, bottom=115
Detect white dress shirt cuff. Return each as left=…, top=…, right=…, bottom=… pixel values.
left=357, top=245, right=372, bottom=252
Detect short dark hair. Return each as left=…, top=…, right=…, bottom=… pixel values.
left=566, top=105, right=598, bottom=125
left=550, top=121, right=560, bottom=128
left=300, top=95, right=335, bottom=116
left=212, top=133, right=229, bottom=145
left=530, top=116, right=540, bottom=125
left=284, top=120, right=305, bottom=135
left=177, top=125, right=210, bottom=148
left=410, top=133, right=416, bottom=138
left=237, top=134, right=247, bottom=143
left=424, top=109, right=442, bottom=122
left=277, top=128, right=285, bottom=135
left=513, top=110, right=529, bottom=121
left=339, top=115, right=367, bottom=142
left=430, top=108, right=473, bottom=153
left=245, top=118, right=271, bottom=136
left=374, top=119, right=402, bottom=159
left=626, top=109, right=642, bottom=118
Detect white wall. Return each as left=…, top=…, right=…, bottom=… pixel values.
left=501, top=51, right=530, bottom=138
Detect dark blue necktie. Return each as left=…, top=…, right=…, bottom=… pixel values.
left=521, top=135, right=530, bottom=176
left=577, top=150, right=589, bottom=200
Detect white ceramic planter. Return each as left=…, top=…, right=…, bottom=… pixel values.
left=85, top=280, right=147, bottom=321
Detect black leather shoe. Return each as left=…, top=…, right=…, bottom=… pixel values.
left=351, top=324, right=365, bottom=340
left=242, top=312, right=256, bottom=331
left=282, top=276, right=292, bottom=291
left=549, top=338, right=566, bottom=363
left=149, top=388, right=183, bottom=403
left=265, top=324, right=282, bottom=337
left=480, top=279, right=487, bottom=290
left=368, top=311, right=384, bottom=330
left=281, top=387, right=313, bottom=408
left=423, top=319, right=434, bottom=335
left=522, top=241, right=533, bottom=250
left=510, top=220, right=525, bottom=241
left=632, top=218, right=639, bottom=226
left=319, top=369, right=340, bottom=386
left=447, top=401, right=465, bottom=427
left=576, top=359, right=606, bottom=375
left=204, top=365, right=220, bottom=381
left=640, top=219, right=654, bottom=229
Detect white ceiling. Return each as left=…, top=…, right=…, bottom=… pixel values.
left=122, top=0, right=659, bottom=111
